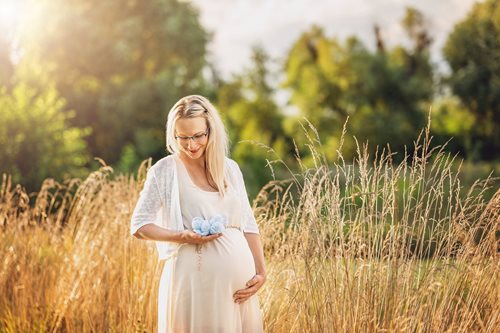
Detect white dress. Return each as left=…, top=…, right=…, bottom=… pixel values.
left=158, top=155, right=264, bottom=333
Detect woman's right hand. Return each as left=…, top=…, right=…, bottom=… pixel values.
left=179, top=230, right=223, bottom=244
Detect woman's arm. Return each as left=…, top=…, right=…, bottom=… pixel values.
left=131, top=165, right=222, bottom=244
left=134, top=224, right=221, bottom=244
left=244, top=232, right=266, bottom=277
left=233, top=232, right=267, bottom=304
left=133, top=224, right=183, bottom=241
left=231, top=159, right=267, bottom=303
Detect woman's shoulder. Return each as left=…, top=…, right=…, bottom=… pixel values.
left=148, top=155, right=175, bottom=176
left=224, top=156, right=241, bottom=173
left=224, top=156, right=238, bottom=168
left=224, top=157, right=244, bottom=183
left=154, top=154, right=175, bottom=166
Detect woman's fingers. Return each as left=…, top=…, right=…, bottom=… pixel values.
left=233, top=274, right=266, bottom=303
left=234, top=287, right=256, bottom=297
left=234, top=296, right=250, bottom=304
left=234, top=289, right=255, bottom=303
left=233, top=286, right=258, bottom=303
left=246, top=276, right=258, bottom=287
left=200, top=233, right=222, bottom=243
left=183, top=231, right=222, bottom=244
left=208, top=233, right=222, bottom=240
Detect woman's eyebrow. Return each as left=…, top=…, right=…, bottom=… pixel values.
left=177, top=130, right=205, bottom=136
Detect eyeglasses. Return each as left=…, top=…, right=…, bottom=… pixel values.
left=175, top=128, right=210, bottom=144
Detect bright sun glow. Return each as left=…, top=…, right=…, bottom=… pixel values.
left=0, top=0, right=27, bottom=33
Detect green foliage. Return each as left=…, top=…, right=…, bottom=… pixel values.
left=115, top=143, right=141, bottom=175
left=282, top=27, right=361, bottom=165
left=443, top=0, right=500, bottom=159
left=216, top=47, right=293, bottom=196
left=115, top=128, right=164, bottom=174
left=19, top=0, right=211, bottom=164
left=1, top=1, right=495, bottom=192
left=283, top=8, right=434, bottom=162
left=0, top=82, right=90, bottom=190
left=431, top=97, right=477, bottom=158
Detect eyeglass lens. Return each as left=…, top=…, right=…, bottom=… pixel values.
left=177, top=128, right=209, bottom=143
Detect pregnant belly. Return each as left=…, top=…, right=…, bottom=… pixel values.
left=173, top=229, right=256, bottom=292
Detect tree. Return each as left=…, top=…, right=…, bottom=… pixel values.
left=0, top=81, right=90, bottom=191
left=282, top=8, right=434, bottom=162
left=443, top=0, right=500, bottom=160
left=430, top=97, right=476, bottom=156
left=281, top=26, right=358, bottom=164
left=216, top=46, right=292, bottom=196
left=19, top=0, right=210, bottom=165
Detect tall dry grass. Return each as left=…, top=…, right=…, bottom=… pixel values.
left=0, top=122, right=498, bottom=332
left=256, top=120, right=499, bottom=332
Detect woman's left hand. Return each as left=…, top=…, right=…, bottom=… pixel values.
left=233, top=273, right=266, bottom=304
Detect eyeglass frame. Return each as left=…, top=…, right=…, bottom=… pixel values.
left=174, top=127, right=210, bottom=144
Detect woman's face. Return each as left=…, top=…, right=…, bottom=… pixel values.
left=175, top=116, right=209, bottom=160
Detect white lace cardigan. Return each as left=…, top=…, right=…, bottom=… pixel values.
left=130, top=153, right=260, bottom=261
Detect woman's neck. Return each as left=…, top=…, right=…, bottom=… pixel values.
left=178, top=152, right=206, bottom=169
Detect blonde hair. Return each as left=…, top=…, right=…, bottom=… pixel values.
left=166, top=95, right=230, bottom=197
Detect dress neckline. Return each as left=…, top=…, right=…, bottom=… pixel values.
left=174, top=154, right=220, bottom=194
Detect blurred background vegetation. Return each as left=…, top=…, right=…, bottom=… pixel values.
left=0, top=0, right=498, bottom=197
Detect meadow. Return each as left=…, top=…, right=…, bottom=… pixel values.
left=0, top=123, right=498, bottom=332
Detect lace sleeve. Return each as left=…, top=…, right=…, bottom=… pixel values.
left=130, top=165, right=163, bottom=236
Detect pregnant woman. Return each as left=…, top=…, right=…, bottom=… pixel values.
left=130, top=95, right=266, bottom=333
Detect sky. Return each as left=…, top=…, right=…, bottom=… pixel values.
left=188, top=0, right=480, bottom=80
